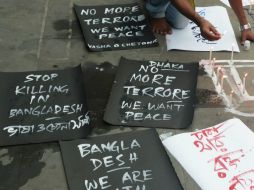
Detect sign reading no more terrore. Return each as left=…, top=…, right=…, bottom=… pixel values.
left=104, top=57, right=198, bottom=129
left=74, top=3, right=158, bottom=51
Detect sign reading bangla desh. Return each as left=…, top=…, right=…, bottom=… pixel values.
left=60, top=129, right=183, bottom=190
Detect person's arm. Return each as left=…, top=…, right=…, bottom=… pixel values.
left=228, top=0, right=254, bottom=44
left=170, top=0, right=221, bottom=41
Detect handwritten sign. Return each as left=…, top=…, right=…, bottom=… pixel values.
left=74, top=3, right=158, bottom=51
left=104, top=57, right=198, bottom=128
left=162, top=118, right=254, bottom=190
left=60, top=129, right=183, bottom=190
left=166, top=6, right=240, bottom=52
left=0, top=65, right=91, bottom=146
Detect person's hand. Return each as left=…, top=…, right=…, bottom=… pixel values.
left=199, top=19, right=221, bottom=41
left=241, top=29, right=254, bottom=45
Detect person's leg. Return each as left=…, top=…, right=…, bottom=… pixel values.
left=146, top=0, right=169, bottom=18
left=165, top=2, right=189, bottom=29
left=146, top=0, right=172, bottom=34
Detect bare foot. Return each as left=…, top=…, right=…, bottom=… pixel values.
left=151, top=17, right=172, bottom=35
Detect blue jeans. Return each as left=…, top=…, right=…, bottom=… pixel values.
left=146, top=0, right=189, bottom=29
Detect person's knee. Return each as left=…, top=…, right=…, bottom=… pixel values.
left=165, top=4, right=189, bottom=29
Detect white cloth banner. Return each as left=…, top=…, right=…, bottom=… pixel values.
left=162, top=118, right=254, bottom=190
left=166, top=6, right=240, bottom=52
left=220, top=0, right=254, bottom=7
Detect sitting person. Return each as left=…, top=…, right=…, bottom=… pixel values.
left=146, top=0, right=254, bottom=44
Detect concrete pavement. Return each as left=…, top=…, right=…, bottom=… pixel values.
left=1, top=0, right=254, bottom=189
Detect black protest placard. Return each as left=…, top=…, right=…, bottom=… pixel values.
left=74, top=3, right=158, bottom=51
left=60, top=129, right=183, bottom=190
left=104, top=57, right=198, bottom=129
left=0, top=65, right=91, bottom=146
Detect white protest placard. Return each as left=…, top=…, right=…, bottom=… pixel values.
left=220, top=0, right=254, bottom=7
left=162, top=118, right=254, bottom=190
left=166, top=6, right=240, bottom=52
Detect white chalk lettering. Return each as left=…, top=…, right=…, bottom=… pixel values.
left=84, top=179, right=98, bottom=190
left=30, top=94, right=50, bottom=104
left=151, top=74, right=163, bottom=84
left=71, top=113, right=90, bottom=129
left=3, top=116, right=88, bottom=137
left=98, top=31, right=143, bottom=39
left=114, top=25, right=146, bottom=32
left=84, top=15, right=145, bottom=25
left=90, top=159, right=103, bottom=171
left=99, top=176, right=111, bottom=189
left=3, top=125, right=34, bottom=137
left=90, top=27, right=109, bottom=34
left=129, top=152, right=138, bottom=163
left=125, top=112, right=171, bottom=121
left=123, top=86, right=191, bottom=99
left=130, top=74, right=149, bottom=83
left=37, top=122, right=70, bottom=133
left=121, top=101, right=141, bottom=110
left=122, top=170, right=153, bottom=184
left=120, top=39, right=158, bottom=48
left=117, top=154, right=125, bottom=166
left=88, top=44, right=112, bottom=49
left=78, top=139, right=141, bottom=157
left=104, top=6, right=139, bottom=14
left=129, top=73, right=176, bottom=85
left=9, top=104, right=83, bottom=118
left=84, top=176, right=111, bottom=190
left=164, top=76, right=176, bottom=85
left=115, top=185, right=146, bottom=190
left=81, top=8, right=96, bottom=16
left=138, top=65, right=149, bottom=72
left=147, top=102, right=185, bottom=111
left=24, top=74, right=58, bottom=83
left=90, top=154, right=125, bottom=171
left=15, top=85, right=69, bottom=95
left=148, top=61, right=184, bottom=71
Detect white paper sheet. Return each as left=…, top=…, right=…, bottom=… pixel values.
left=162, top=118, right=254, bottom=190
left=220, top=0, right=254, bottom=7
left=166, top=6, right=240, bottom=52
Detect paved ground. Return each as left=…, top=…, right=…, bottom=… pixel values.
left=0, top=0, right=254, bottom=189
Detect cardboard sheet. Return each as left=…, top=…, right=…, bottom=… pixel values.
left=0, top=65, right=91, bottom=146
left=166, top=6, right=240, bottom=52
left=60, top=129, right=183, bottom=190
left=104, top=57, right=198, bottom=129
left=163, top=118, right=254, bottom=190
left=74, top=3, right=158, bottom=51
